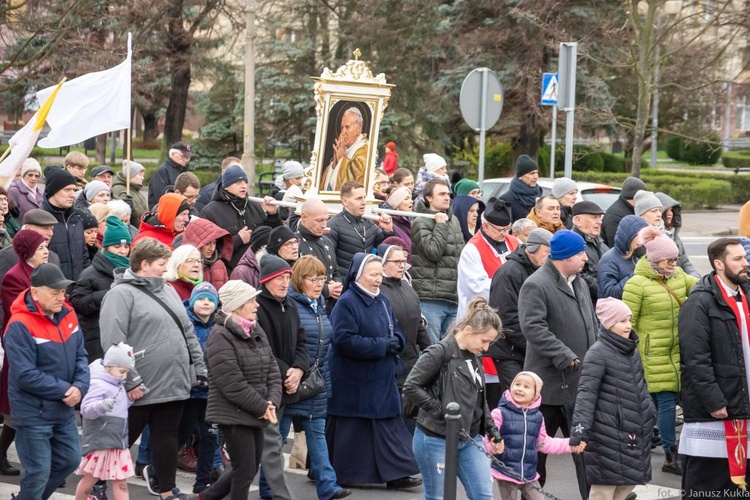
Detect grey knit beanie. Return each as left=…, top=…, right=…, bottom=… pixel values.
left=633, top=190, right=662, bottom=217
left=551, top=178, right=578, bottom=199
left=103, top=342, right=136, bottom=370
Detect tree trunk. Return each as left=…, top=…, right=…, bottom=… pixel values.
left=143, top=112, right=159, bottom=141
left=513, top=110, right=539, bottom=169
left=630, top=0, right=657, bottom=178
left=162, top=0, right=192, bottom=149
left=96, top=134, right=107, bottom=163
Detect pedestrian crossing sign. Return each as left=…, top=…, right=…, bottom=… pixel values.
left=541, top=73, right=558, bottom=106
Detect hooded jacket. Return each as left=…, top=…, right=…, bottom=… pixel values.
left=570, top=328, right=656, bottom=486
left=148, top=157, right=187, bottom=209
left=111, top=172, right=148, bottom=229
left=80, top=360, right=132, bottom=454
left=200, top=182, right=282, bottom=271
left=181, top=218, right=233, bottom=290
left=410, top=202, right=464, bottom=303
left=382, top=149, right=398, bottom=175
left=328, top=253, right=406, bottom=418
left=451, top=195, right=485, bottom=243
left=601, top=196, right=636, bottom=248
left=657, top=192, right=698, bottom=277
left=205, top=311, right=282, bottom=427
left=518, top=259, right=598, bottom=406
left=42, top=198, right=91, bottom=280
left=623, top=257, right=697, bottom=393
left=69, top=251, right=121, bottom=360
left=597, top=215, right=649, bottom=300
left=99, top=268, right=207, bottom=405
left=256, top=287, right=309, bottom=405
left=4, top=291, right=89, bottom=427
left=488, top=244, right=539, bottom=362
left=132, top=193, right=187, bottom=249
left=679, top=274, right=750, bottom=422
left=486, top=390, right=573, bottom=484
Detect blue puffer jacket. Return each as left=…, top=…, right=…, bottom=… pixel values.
left=285, top=291, right=333, bottom=419
left=184, top=301, right=215, bottom=400
left=597, top=215, right=649, bottom=299
left=494, top=394, right=543, bottom=481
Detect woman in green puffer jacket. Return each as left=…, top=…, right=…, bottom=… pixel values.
left=622, top=235, right=697, bottom=476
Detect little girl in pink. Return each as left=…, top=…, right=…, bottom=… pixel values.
left=75, top=342, right=136, bottom=500
left=486, top=371, right=585, bottom=500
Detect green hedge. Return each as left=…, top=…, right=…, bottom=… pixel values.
left=664, top=133, right=722, bottom=165
left=569, top=170, right=733, bottom=209
left=538, top=145, right=627, bottom=175
left=721, top=150, right=750, bottom=169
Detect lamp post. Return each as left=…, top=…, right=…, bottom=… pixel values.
left=243, top=0, right=256, bottom=195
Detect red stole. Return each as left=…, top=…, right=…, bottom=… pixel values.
left=469, top=232, right=518, bottom=376
left=715, top=275, right=750, bottom=490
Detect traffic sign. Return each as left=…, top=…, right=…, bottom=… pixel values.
left=541, top=73, right=558, bottom=106
left=459, top=68, right=503, bottom=131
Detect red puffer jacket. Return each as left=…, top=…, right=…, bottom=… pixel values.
left=182, top=218, right=234, bottom=290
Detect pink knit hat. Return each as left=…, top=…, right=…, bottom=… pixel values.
left=596, top=297, right=632, bottom=330
left=386, top=186, right=411, bottom=209
left=512, top=371, right=544, bottom=400
left=645, top=235, right=678, bottom=263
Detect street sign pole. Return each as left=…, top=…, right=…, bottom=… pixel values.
left=558, top=42, right=578, bottom=179
left=550, top=105, right=557, bottom=178
left=478, top=69, right=488, bottom=183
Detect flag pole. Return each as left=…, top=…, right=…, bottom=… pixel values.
left=0, top=147, right=11, bottom=165
left=125, top=126, right=132, bottom=196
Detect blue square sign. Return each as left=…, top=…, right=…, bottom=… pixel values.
left=541, top=73, right=558, bottom=106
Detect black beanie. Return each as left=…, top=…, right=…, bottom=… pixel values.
left=249, top=225, right=272, bottom=253
left=620, top=176, right=647, bottom=200
left=45, top=168, right=77, bottom=198
left=515, top=155, right=539, bottom=178
left=80, top=211, right=99, bottom=230
left=177, top=199, right=191, bottom=217
left=266, top=226, right=296, bottom=256
left=259, top=254, right=292, bottom=284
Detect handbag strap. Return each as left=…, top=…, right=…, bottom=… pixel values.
left=312, top=309, right=323, bottom=367
left=656, top=280, right=683, bottom=307
left=122, top=281, right=193, bottom=365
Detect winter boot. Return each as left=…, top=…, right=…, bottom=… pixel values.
left=0, top=456, right=19, bottom=476
left=662, top=444, right=683, bottom=475
left=651, top=427, right=662, bottom=449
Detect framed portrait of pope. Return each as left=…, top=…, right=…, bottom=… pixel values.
left=304, top=50, right=393, bottom=202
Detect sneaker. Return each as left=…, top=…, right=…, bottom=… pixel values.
left=142, top=464, right=161, bottom=496
left=89, top=483, right=108, bottom=499
left=135, top=461, right=149, bottom=478
left=163, top=487, right=198, bottom=499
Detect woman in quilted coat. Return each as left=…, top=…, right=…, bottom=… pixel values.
left=622, top=235, right=697, bottom=476
left=181, top=217, right=233, bottom=290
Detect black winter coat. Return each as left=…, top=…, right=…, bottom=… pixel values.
left=256, top=288, right=310, bottom=405
left=147, top=157, right=187, bottom=209
left=679, top=273, right=750, bottom=422
left=601, top=196, right=635, bottom=248
left=205, top=311, right=282, bottom=427
left=200, top=184, right=282, bottom=271
left=69, top=252, right=118, bottom=360
left=295, top=222, right=342, bottom=299
left=42, top=199, right=91, bottom=280
left=326, top=211, right=390, bottom=277
left=570, top=329, right=656, bottom=486
left=488, top=245, right=538, bottom=362
left=380, top=276, right=432, bottom=384
left=574, top=226, right=609, bottom=304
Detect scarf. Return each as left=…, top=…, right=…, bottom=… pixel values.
left=649, top=260, right=676, bottom=279
left=715, top=274, right=750, bottom=490
left=509, top=176, right=542, bottom=209
left=225, top=310, right=256, bottom=337
left=179, top=274, right=202, bottom=286
left=104, top=251, right=130, bottom=269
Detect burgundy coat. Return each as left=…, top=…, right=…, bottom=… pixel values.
left=181, top=218, right=233, bottom=290
left=169, top=279, right=196, bottom=301
left=229, top=248, right=261, bottom=290
left=0, top=261, right=33, bottom=415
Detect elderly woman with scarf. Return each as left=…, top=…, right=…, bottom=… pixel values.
left=7, top=158, right=43, bottom=222
left=165, top=244, right=204, bottom=300
left=181, top=217, right=233, bottom=290
left=326, top=253, right=421, bottom=490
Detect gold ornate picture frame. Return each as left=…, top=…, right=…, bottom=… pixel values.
left=304, top=50, right=394, bottom=202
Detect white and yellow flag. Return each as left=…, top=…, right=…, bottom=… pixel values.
left=0, top=80, right=64, bottom=188
left=36, top=33, right=132, bottom=148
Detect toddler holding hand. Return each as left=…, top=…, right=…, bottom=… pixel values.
left=75, top=342, right=137, bottom=500
left=488, top=371, right=585, bottom=500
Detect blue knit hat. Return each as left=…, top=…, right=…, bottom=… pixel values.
left=549, top=229, right=586, bottom=260
left=221, top=165, right=248, bottom=187
left=190, top=282, right=219, bottom=309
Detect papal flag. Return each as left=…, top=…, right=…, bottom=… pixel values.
left=36, top=33, right=132, bottom=148
left=0, top=79, right=64, bottom=188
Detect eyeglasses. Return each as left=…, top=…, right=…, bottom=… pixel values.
left=662, top=258, right=678, bottom=264
left=184, top=258, right=202, bottom=265
left=386, top=259, right=407, bottom=266
left=486, top=222, right=511, bottom=234
left=305, top=277, right=327, bottom=284
left=283, top=240, right=299, bottom=248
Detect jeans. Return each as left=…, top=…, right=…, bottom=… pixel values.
left=651, top=391, right=677, bottom=453
left=15, top=414, right=81, bottom=500
left=137, top=424, right=151, bottom=464
left=260, top=415, right=342, bottom=500
left=412, top=427, right=493, bottom=500
left=420, top=300, right=457, bottom=344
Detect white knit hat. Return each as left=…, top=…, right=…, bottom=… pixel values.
left=21, top=158, right=42, bottom=177
left=219, top=280, right=261, bottom=313
left=103, top=342, right=136, bottom=370
left=423, top=153, right=447, bottom=173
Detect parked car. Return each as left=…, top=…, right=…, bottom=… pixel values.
left=480, top=177, right=622, bottom=212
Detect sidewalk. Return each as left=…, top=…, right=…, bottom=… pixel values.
left=681, top=206, right=740, bottom=237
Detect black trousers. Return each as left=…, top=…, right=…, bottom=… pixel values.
left=128, top=400, right=185, bottom=493
left=177, top=398, right=216, bottom=487
left=493, top=356, right=524, bottom=395
left=682, top=454, right=750, bottom=498
left=198, top=425, right=264, bottom=500
left=537, top=404, right=589, bottom=500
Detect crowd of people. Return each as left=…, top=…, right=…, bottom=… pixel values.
left=0, top=144, right=747, bottom=500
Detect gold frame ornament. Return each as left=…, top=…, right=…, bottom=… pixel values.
left=304, top=49, right=394, bottom=202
